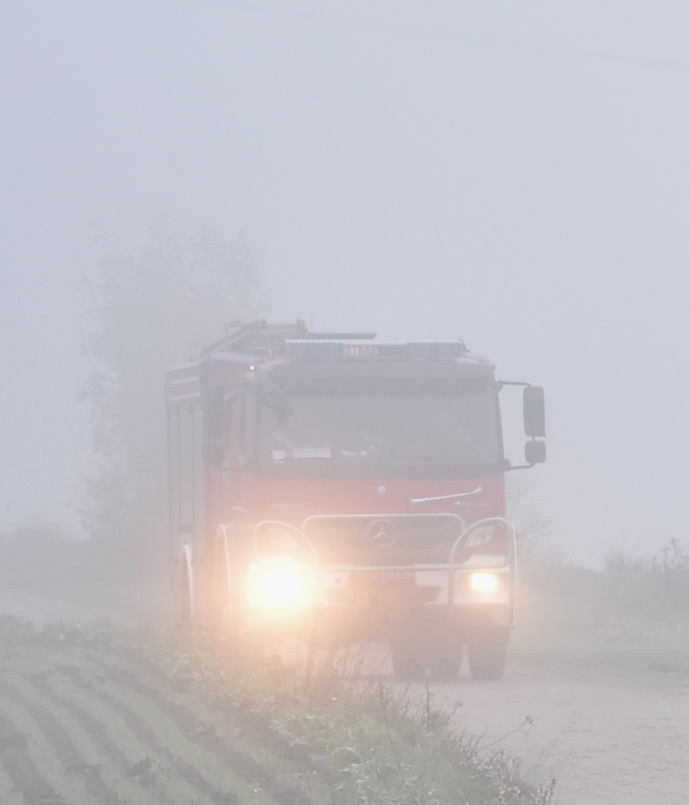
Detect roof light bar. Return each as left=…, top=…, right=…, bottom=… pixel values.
left=286, top=340, right=467, bottom=361
left=407, top=342, right=467, bottom=360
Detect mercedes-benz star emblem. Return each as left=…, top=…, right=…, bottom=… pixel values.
left=369, top=519, right=396, bottom=549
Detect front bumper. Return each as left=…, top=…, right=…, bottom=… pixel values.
left=241, top=565, right=513, bottom=642
left=228, top=515, right=517, bottom=641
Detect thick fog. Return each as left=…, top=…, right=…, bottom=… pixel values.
left=2, top=1, right=688, bottom=565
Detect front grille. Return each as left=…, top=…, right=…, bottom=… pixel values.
left=303, top=514, right=462, bottom=566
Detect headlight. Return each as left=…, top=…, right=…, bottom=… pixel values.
left=454, top=570, right=509, bottom=604
left=469, top=571, right=499, bottom=593
left=246, top=556, right=316, bottom=613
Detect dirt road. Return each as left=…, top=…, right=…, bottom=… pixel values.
left=432, top=663, right=689, bottom=805
left=276, top=641, right=689, bottom=804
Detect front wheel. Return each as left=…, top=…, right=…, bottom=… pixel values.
left=466, top=628, right=509, bottom=680
left=390, top=626, right=462, bottom=682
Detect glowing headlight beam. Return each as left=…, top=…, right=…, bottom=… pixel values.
left=469, top=571, right=499, bottom=594
left=246, top=556, right=316, bottom=612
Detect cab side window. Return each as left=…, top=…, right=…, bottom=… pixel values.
left=223, top=394, right=244, bottom=468
left=218, top=389, right=258, bottom=469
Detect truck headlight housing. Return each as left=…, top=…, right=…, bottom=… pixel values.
left=469, top=571, right=499, bottom=593
left=246, top=556, right=316, bottom=613
left=453, top=570, right=509, bottom=603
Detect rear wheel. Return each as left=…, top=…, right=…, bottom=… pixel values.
left=427, top=641, right=463, bottom=681
left=466, top=628, right=509, bottom=680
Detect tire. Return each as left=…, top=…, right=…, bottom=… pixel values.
left=466, top=628, right=509, bottom=680
left=427, top=642, right=462, bottom=681
left=391, top=627, right=462, bottom=682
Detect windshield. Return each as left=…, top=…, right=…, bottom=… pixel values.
left=258, top=388, right=502, bottom=478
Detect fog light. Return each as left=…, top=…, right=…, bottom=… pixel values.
left=469, top=571, right=499, bottom=593
left=246, top=556, right=316, bottom=613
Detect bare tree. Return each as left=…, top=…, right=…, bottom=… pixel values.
left=81, top=229, right=260, bottom=578
left=506, top=476, right=555, bottom=562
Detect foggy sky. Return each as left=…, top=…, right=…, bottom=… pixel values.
left=2, top=1, right=688, bottom=565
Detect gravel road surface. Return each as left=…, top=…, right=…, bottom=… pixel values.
left=436, top=664, right=689, bottom=804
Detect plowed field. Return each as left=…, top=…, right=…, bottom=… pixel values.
left=0, top=632, right=321, bottom=805
left=0, top=621, right=549, bottom=805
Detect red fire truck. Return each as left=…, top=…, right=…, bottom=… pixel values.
left=165, top=321, right=545, bottom=679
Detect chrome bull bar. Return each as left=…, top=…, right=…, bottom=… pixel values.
left=251, top=514, right=516, bottom=609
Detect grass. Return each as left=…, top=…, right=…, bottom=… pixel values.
left=162, top=636, right=556, bottom=805
left=512, top=542, right=689, bottom=675
left=9, top=525, right=689, bottom=801
left=0, top=616, right=554, bottom=805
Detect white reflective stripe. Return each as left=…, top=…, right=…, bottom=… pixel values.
left=181, top=543, right=195, bottom=618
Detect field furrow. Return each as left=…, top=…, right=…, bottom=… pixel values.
left=32, top=668, right=208, bottom=805
left=87, top=657, right=322, bottom=805
left=0, top=698, right=79, bottom=805
left=68, top=665, right=289, bottom=805
left=0, top=621, right=551, bottom=805
left=0, top=754, right=24, bottom=805
left=0, top=675, right=120, bottom=805
left=52, top=665, right=252, bottom=805
left=4, top=672, right=167, bottom=805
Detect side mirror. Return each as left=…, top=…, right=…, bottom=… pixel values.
left=525, top=439, right=546, bottom=465
left=523, top=386, right=546, bottom=438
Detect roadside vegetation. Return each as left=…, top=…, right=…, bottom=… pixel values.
left=0, top=617, right=553, bottom=805
left=7, top=520, right=689, bottom=803
left=513, top=540, right=689, bottom=675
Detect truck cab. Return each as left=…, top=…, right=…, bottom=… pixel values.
left=166, top=321, right=545, bottom=679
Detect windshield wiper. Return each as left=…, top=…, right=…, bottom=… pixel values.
left=410, top=486, right=483, bottom=505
